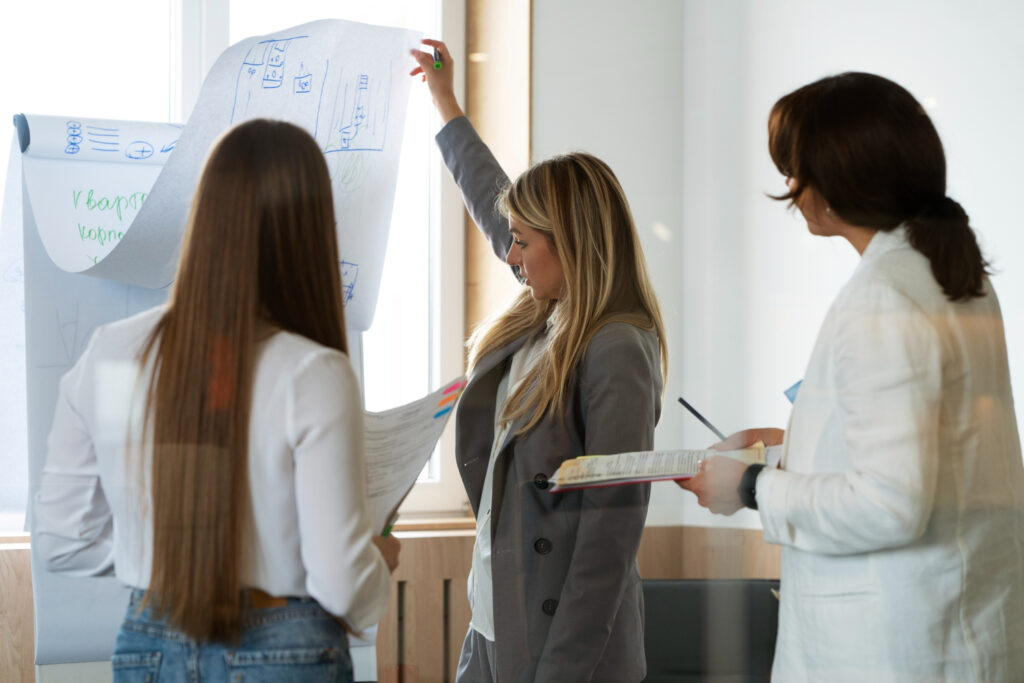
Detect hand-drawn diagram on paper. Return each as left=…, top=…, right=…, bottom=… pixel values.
left=18, top=20, right=417, bottom=330
left=340, top=260, right=359, bottom=304
left=62, top=119, right=179, bottom=162
left=230, top=35, right=393, bottom=156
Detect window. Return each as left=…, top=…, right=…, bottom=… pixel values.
left=0, top=0, right=467, bottom=533
left=0, top=0, right=173, bottom=533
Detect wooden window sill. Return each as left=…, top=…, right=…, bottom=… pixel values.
left=390, top=513, right=475, bottom=533
left=0, top=532, right=30, bottom=549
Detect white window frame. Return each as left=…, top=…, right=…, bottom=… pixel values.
left=170, top=0, right=229, bottom=123
left=404, top=0, right=468, bottom=515
left=173, top=0, right=468, bottom=515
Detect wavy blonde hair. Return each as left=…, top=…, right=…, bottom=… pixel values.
left=468, top=152, right=667, bottom=433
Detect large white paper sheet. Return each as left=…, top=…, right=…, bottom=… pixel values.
left=364, top=377, right=466, bottom=533
left=18, top=18, right=420, bottom=330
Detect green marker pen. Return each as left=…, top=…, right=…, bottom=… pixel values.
left=433, top=48, right=443, bottom=71
left=382, top=511, right=399, bottom=536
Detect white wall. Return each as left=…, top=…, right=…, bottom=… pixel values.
left=532, top=0, right=1024, bottom=527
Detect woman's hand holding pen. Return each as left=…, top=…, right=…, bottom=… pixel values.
left=677, top=427, right=784, bottom=515
left=410, top=39, right=465, bottom=124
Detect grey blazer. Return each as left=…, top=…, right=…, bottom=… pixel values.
left=437, top=117, right=663, bottom=682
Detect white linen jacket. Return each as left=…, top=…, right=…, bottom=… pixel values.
left=756, top=228, right=1024, bottom=681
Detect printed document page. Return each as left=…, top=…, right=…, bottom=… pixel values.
left=363, top=377, right=466, bottom=532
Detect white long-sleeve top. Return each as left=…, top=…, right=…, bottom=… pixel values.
left=469, top=328, right=546, bottom=640
left=756, top=227, right=1024, bottom=681
left=33, top=305, right=391, bottom=631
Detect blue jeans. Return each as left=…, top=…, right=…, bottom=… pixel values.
left=112, top=589, right=353, bottom=682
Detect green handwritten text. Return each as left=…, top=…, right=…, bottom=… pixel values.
left=72, top=189, right=148, bottom=222
left=78, top=223, right=124, bottom=247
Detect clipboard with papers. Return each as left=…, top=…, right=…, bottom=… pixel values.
left=547, top=442, right=782, bottom=493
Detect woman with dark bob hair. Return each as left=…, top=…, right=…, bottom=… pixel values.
left=682, top=72, right=1024, bottom=680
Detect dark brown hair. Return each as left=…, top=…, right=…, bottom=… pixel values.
left=139, top=119, right=347, bottom=641
left=768, top=71, right=987, bottom=300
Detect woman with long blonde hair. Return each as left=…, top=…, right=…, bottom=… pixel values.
left=413, top=42, right=667, bottom=681
left=34, top=119, right=398, bottom=682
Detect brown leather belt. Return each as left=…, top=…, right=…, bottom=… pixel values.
left=246, top=588, right=290, bottom=609
left=242, top=589, right=355, bottom=634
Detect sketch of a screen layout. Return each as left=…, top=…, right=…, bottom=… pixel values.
left=341, top=260, right=358, bottom=304
left=231, top=35, right=393, bottom=155
left=62, top=120, right=180, bottom=161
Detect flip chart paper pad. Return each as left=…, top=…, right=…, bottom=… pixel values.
left=364, top=378, right=467, bottom=533
left=0, top=136, right=27, bottom=517
left=18, top=18, right=420, bottom=331
left=18, top=114, right=181, bottom=274
left=22, top=178, right=167, bottom=664
left=15, top=18, right=420, bottom=666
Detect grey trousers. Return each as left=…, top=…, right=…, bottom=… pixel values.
left=455, top=626, right=497, bottom=682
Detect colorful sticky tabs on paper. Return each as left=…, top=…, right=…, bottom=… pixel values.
left=442, top=379, right=466, bottom=395
left=433, top=378, right=467, bottom=419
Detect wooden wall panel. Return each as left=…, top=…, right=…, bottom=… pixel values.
left=446, top=580, right=472, bottom=675
left=375, top=581, right=401, bottom=683
left=463, top=0, right=532, bottom=336
left=376, top=532, right=475, bottom=683
left=637, top=526, right=780, bottom=580
left=404, top=580, right=446, bottom=680
left=0, top=527, right=777, bottom=683
left=0, top=540, right=34, bottom=683
left=374, top=526, right=778, bottom=681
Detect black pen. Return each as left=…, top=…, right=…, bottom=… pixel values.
left=677, top=397, right=727, bottom=441
left=433, top=48, right=443, bottom=70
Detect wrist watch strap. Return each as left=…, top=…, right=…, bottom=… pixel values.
left=738, top=463, right=766, bottom=510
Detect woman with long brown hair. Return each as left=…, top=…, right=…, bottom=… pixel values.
left=681, top=72, right=1024, bottom=680
left=34, top=119, right=398, bottom=681
left=412, top=42, right=667, bottom=681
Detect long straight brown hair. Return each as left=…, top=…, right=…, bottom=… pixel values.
left=138, top=119, right=348, bottom=641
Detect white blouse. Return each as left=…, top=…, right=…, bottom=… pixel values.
left=33, top=305, right=391, bottom=631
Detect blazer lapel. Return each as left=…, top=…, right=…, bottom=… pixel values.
left=456, top=332, right=533, bottom=514
left=470, top=333, right=530, bottom=383
left=489, top=409, right=530, bottom=539
left=487, top=331, right=545, bottom=537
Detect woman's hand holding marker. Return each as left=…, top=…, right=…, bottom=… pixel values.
left=409, top=39, right=464, bottom=123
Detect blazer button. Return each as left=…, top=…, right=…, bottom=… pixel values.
left=542, top=599, right=558, bottom=616
left=533, top=473, right=549, bottom=490
left=534, top=537, right=552, bottom=555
